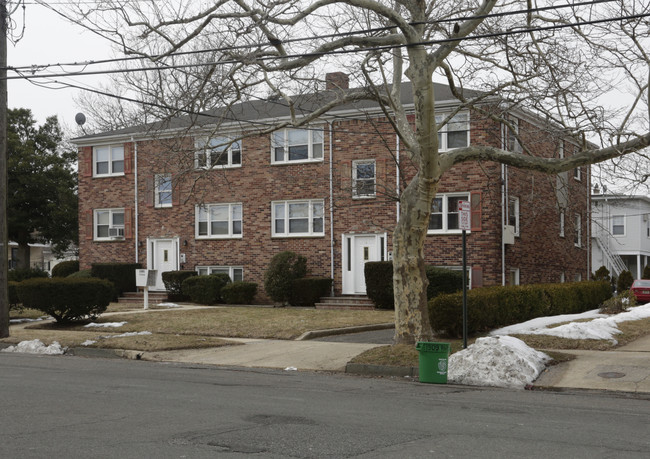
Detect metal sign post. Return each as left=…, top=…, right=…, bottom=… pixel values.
left=458, top=201, right=471, bottom=349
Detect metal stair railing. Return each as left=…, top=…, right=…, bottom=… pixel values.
left=594, top=233, right=627, bottom=275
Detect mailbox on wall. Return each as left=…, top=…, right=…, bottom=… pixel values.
left=135, top=269, right=157, bottom=288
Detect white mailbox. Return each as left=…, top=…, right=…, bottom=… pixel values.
left=135, top=269, right=157, bottom=288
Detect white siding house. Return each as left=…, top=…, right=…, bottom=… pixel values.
left=592, top=194, right=650, bottom=279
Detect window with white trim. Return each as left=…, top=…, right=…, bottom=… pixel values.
left=574, top=213, right=582, bottom=247
left=95, top=208, right=125, bottom=240
left=155, top=174, right=172, bottom=208
left=508, top=196, right=520, bottom=236
left=94, top=145, right=124, bottom=176
left=195, top=137, right=241, bottom=169
left=272, top=199, right=324, bottom=237
left=196, top=266, right=243, bottom=282
left=428, top=193, right=469, bottom=233
left=560, top=211, right=565, bottom=237
left=272, top=127, right=323, bottom=163
left=612, top=215, right=625, bottom=236
left=352, top=159, right=376, bottom=198
left=574, top=166, right=582, bottom=181
left=196, top=203, right=242, bottom=239
left=436, top=112, right=469, bottom=151
left=558, top=140, right=565, bottom=159
left=505, top=117, right=522, bottom=153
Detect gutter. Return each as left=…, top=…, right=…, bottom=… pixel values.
left=328, top=120, right=335, bottom=296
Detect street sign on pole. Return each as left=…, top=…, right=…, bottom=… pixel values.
left=458, top=200, right=469, bottom=348
left=458, top=200, right=471, bottom=231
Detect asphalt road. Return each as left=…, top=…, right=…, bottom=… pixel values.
left=2, top=353, right=649, bottom=458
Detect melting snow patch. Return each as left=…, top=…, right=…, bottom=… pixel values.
left=284, top=366, right=298, bottom=371
left=9, top=317, right=46, bottom=324
left=81, top=340, right=97, bottom=346
left=157, top=303, right=181, bottom=308
left=84, top=322, right=127, bottom=328
left=1, top=339, right=66, bottom=355
left=448, top=336, right=550, bottom=389
left=106, top=331, right=152, bottom=339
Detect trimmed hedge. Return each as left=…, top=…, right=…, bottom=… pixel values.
left=290, top=277, right=333, bottom=306
left=429, top=281, right=612, bottom=337
left=68, top=269, right=92, bottom=278
left=162, top=270, right=198, bottom=301
left=181, top=273, right=231, bottom=305
left=8, top=281, right=20, bottom=309
left=426, top=266, right=463, bottom=298
left=15, top=278, right=114, bottom=323
left=263, top=251, right=307, bottom=304
left=51, top=260, right=80, bottom=278
left=221, top=282, right=258, bottom=305
left=8, top=268, right=48, bottom=282
left=91, top=263, right=142, bottom=297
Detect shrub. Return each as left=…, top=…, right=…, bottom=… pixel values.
left=289, top=278, right=333, bottom=306
left=8, top=281, right=20, bottom=309
left=91, top=263, right=142, bottom=297
left=15, top=278, right=114, bottom=323
left=600, top=291, right=636, bottom=314
left=429, top=281, right=612, bottom=338
left=68, top=269, right=92, bottom=278
left=592, top=265, right=611, bottom=282
left=162, top=270, right=198, bottom=301
left=8, top=267, right=48, bottom=282
left=221, top=282, right=258, bottom=305
left=263, top=251, right=307, bottom=304
left=182, top=273, right=231, bottom=305
left=51, top=260, right=80, bottom=278
left=643, top=265, right=650, bottom=280
left=426, top=266, right=463, bottom=299
left=617, top=270, right=634, bottom=292
left=365, top=261, right=394, bottom=309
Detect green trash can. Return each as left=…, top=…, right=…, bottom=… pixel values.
left=416, top=342, right=450, bottom=384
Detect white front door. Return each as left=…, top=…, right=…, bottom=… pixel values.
left=342, top=234, right=386, bottom=294
left=148, top=238, right=179, bottom=291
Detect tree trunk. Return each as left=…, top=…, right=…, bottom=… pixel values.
left=16, top=242, right=30, bottom=270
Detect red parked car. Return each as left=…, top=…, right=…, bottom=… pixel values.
left=630, top=279, right=650, bottom=304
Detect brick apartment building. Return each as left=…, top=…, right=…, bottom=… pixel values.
left=72, top=73, right=590, bottom=301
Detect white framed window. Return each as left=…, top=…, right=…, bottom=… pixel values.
left=509, top=268, right=520, bottom=286
left=94, top=208, right=125, bottom=240
left=558, top=140, right=565, bottom=159
left=612, top=215, right=625, bottom=236
left=428, top=193, right=470, bottom=234
left=574, top=272, right=582, bottom=282
left=272, top=127, right=323, bottom=163
left=155, top=174, right=172, bottom=208
left=94, top=145, right=124, bottom=177
left=352, top=159, right=376, bottom=198
left=196, top=203, right=242, bottom=239
left=195, top=137, right=242, bottom=169
left=574, top=213, right=582, bottom=247
left=508, top=196, right=520, bottom=236
left=505, top=117, right=522, bottom=153
left=574, top=166, right=582, bottom=181
left=196, top=266, right=243, bottom=282
left=560, top=211, right=565, bottom=237
left=436, top=112, right=469, bottom=151
left=560, top=272, right=566, bottom=283
left=272, top=199, right=324, bottom=237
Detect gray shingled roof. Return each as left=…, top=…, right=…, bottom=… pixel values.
left=72, top=81, right=478, bottom=143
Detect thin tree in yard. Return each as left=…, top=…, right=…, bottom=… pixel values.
left=60, top=0, right=650, bottom=344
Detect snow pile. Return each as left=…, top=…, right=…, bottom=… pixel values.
left=448, top=336, right=550, bottom=389
left=81, top=340, right=97, bottom=346
left=1, top=339, right=66, bottom=355
left=9, top=317, right=46, bottom=324
left=84, top=322, right=127, bottom=328
left=157, top=303, right=181, bottom=308
left=109, top=331, right=152, bottom=338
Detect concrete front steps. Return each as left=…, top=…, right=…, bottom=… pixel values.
left=118, top=291, right=169, bottom=305
left=315, top=295, right=376, bottom=310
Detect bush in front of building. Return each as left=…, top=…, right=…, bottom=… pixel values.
left=263, top=251, right=307, bottom=304
left=592, top=265, right=611, bottom=282
left=162, top=270, right=198, bottom=301
left=8, top=267, right=49, bottom=282
left=181, top=273, right=231, bottom=305
left=8, top=281, right=20, bottom=310
left=426, top=266, right=464, bottom=298
left=51, top=260, right=80, bottom=278
left=616, top=270, right=634, bottom=292
left=221, top=281, right=258, bottom=305
left=644, top=265, right=650, bottom=280
left=68, top=269, right=92, bottom=278
left=429, top=281, right=612, bottom=338
left=91, top=263, right=142, bottom=297
left=15, top=278, right=114, bottom=323
left=289, top=278, right=333, bottom=306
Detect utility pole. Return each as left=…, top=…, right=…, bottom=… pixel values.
left=0, top=0, right=9, bottom=338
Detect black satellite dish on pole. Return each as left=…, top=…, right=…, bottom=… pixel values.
left=75, top=112, right=86, bottom=127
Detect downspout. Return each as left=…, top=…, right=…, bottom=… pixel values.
left=587, top=170, right=591, bottom=278
left=328, top=120, right=335, bottom=296
left=132, top=136, right=139, bottom=264
left=501, top=122, right=507, bottom=286
left=396, top=134, right=400, bottom=224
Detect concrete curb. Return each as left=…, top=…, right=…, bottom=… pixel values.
left=345, top=362, right=418, bottom=378
left=295, top=323, right=394, bottom=341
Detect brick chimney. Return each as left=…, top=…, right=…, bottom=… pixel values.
left=325, top=72, right=349, bottom=90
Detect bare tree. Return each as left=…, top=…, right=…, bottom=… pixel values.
left=57, top=0, right=650, bottom=344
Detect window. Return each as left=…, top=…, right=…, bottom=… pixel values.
left=508, top=196, right=520, bottom=236
left=560, top=272, right=565, bottom=283
left=574, top=214, right=582, bottom=247
left=95, top=208, right=125, bottom=240
left=560, top=211, right=565, bottom=237
left=558, top=140, right=564, bottom=159
left=574, top=166, right=582, bottom=181
left=574, top=273, right=582, bottom=282
left=272, top=127, right=323, bottom=163
left=272, top=199, right=324, bottom=237
left=94, top=145, right=124, bottom=176
left=505, top=117, right=522, bottom=153
left=612, top=215, right=625, bottom=236
left=436, top=112, right=469, bottom=151
left=195, top=137, right=241, bottom=169
left=352, top=160, right=376, bottom=198
left=196, top=203, right=242, bottom=239
left=428, top=193, right=469, bottom=233
left=196, top=266, right=243, bottom=282
left=155, top=174, right=172, bottom=208
left=509, top=268, right=520, bottom=286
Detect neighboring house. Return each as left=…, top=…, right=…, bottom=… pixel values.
left=8, top=242, right=77, bottom=275
left=72, top=73, right=590, bottom=300
left=591, top=192, right=650, bottom=279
